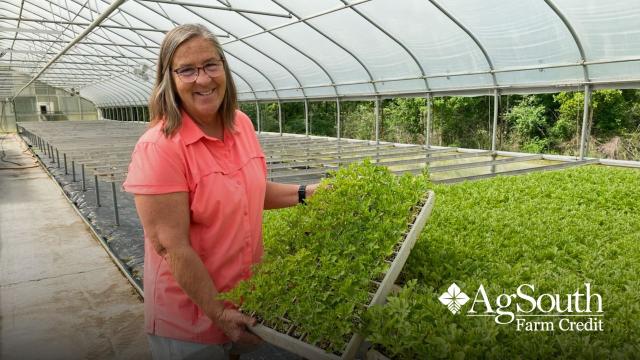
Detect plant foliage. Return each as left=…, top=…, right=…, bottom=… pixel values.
left=224, top=160, right=430, bottom=352
left=363, top=165, right=640, bottom=359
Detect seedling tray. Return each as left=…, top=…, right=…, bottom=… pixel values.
left=248, top=190, right=436, bottom=360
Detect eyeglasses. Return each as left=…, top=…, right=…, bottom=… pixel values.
left=173, top=60, right=224, bottom=83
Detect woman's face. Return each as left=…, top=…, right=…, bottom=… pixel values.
left=171, top=36, right=226, bottom=124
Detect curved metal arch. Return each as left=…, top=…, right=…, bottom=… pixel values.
left=37, top=0, right=157, bottom=67
left=230, top=70, right=259, bottom=101
left=134, top=77, right=155, bottom=95
left=25, top=0, right=94, bottom=57
left=40, top=57, right=117, bottom=84
left=92, top=78, right=132, bottom=106
left=18, top=0, right=151, bottom=71
left=272, top=0, right=379, bottom=96
left=19, top=0, right=130, bottom=61
left=109, top=74, right=150, bottom=106
left=179, top=5, right=298, bottom=100
left=223, top=51, right=281, bottom=100
left=8, top=0, right=25, bottom=63
left=116, top=74, right=152, bottom=104
left=64, top=1, right=171, bottom=64
left=542, top=0, right=590, bottom=82
left=428, top=0, right=498, bottom=87
left=44, top=0, right=247, bottom=103
left=103, top=0, right=266, bottom=102
left=341, top=0, right=430, bottom=92
left=131, top=1, right=281, bottom=101
left=46, top=0, right=157, bottom=63
left=221, top=0, right=339, bottom=98
left=93, top=90, right=115, bottom=107
left=0, top=2, right=73, bottom=49
left=90, top=82, right=123, bottom=110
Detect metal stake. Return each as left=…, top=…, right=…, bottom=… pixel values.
left=81, top=164, right=86, bottom=191
left=111, top=182, right=119, bottom=226
left=95, top=175, right=101, bottom=207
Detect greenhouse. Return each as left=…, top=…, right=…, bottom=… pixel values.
left=1, top=1, right=639, bottom=359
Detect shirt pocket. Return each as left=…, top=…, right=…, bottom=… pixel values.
left=190, top=170, right=243, bottom=227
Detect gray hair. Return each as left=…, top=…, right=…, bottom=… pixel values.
left=149, top=23, right=237, bottom=137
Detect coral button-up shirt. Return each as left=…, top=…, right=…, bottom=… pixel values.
left=123, top=110, right=267, bottom=344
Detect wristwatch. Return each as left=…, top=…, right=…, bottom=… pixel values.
left=298, top=184, right=307, bottom=204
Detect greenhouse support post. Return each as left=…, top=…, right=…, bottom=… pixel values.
left=579, top=85, right=592, bottom=160
left=78, top=96, right=82, bottom=120
left=304, top=99, right=309, bottom=137
left=10, top=100, right=18, bottom=132
left=491, top=89, right=499, bottom=152
left=425, top=93, right=432, bottom=150
left=336, top=98, right=341, bottom=166
left=374, top=97, right=380, bottom=145
left=278, top=101, right=282, bottom=136
left=255, top=102, right=261, bottom=133
left=375, top=97, right=380, bottom=163
left=336, top=98, right=341, bottom=141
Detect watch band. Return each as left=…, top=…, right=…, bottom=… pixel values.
left=298, top=184, right=307, bottom=204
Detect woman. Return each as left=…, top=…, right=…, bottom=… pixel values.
left=123, top=23, right=317, bottom=359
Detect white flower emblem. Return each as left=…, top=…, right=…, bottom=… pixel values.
left=439, top=283, right=470, bottom=314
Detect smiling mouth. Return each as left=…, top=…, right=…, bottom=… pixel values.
left=195, top=89, right=213, bottom=96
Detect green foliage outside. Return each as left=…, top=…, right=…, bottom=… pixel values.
left=223, top=161, right=429, bottom=353
left=238, top=102, right=257, bottom=129
left=340, top=101, right=375, bottom=141
left=503, top=90, right=640, bottom=157
left=363, top=165, right=640, bottom=359
left=241, top=89, right=640, bottom=160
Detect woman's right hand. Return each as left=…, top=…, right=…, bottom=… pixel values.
left=215, top=308, right=263, bottom=345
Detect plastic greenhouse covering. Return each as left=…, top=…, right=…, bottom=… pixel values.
left=1, top=0, right=639, bottom=106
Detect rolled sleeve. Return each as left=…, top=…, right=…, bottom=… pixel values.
left=123, top=141, right=188, bottom=194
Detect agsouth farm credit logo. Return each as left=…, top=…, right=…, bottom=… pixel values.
left=438, top=283, right=604, bottom=332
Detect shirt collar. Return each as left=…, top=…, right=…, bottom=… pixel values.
left=178, top=110, right=239, bottom=146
